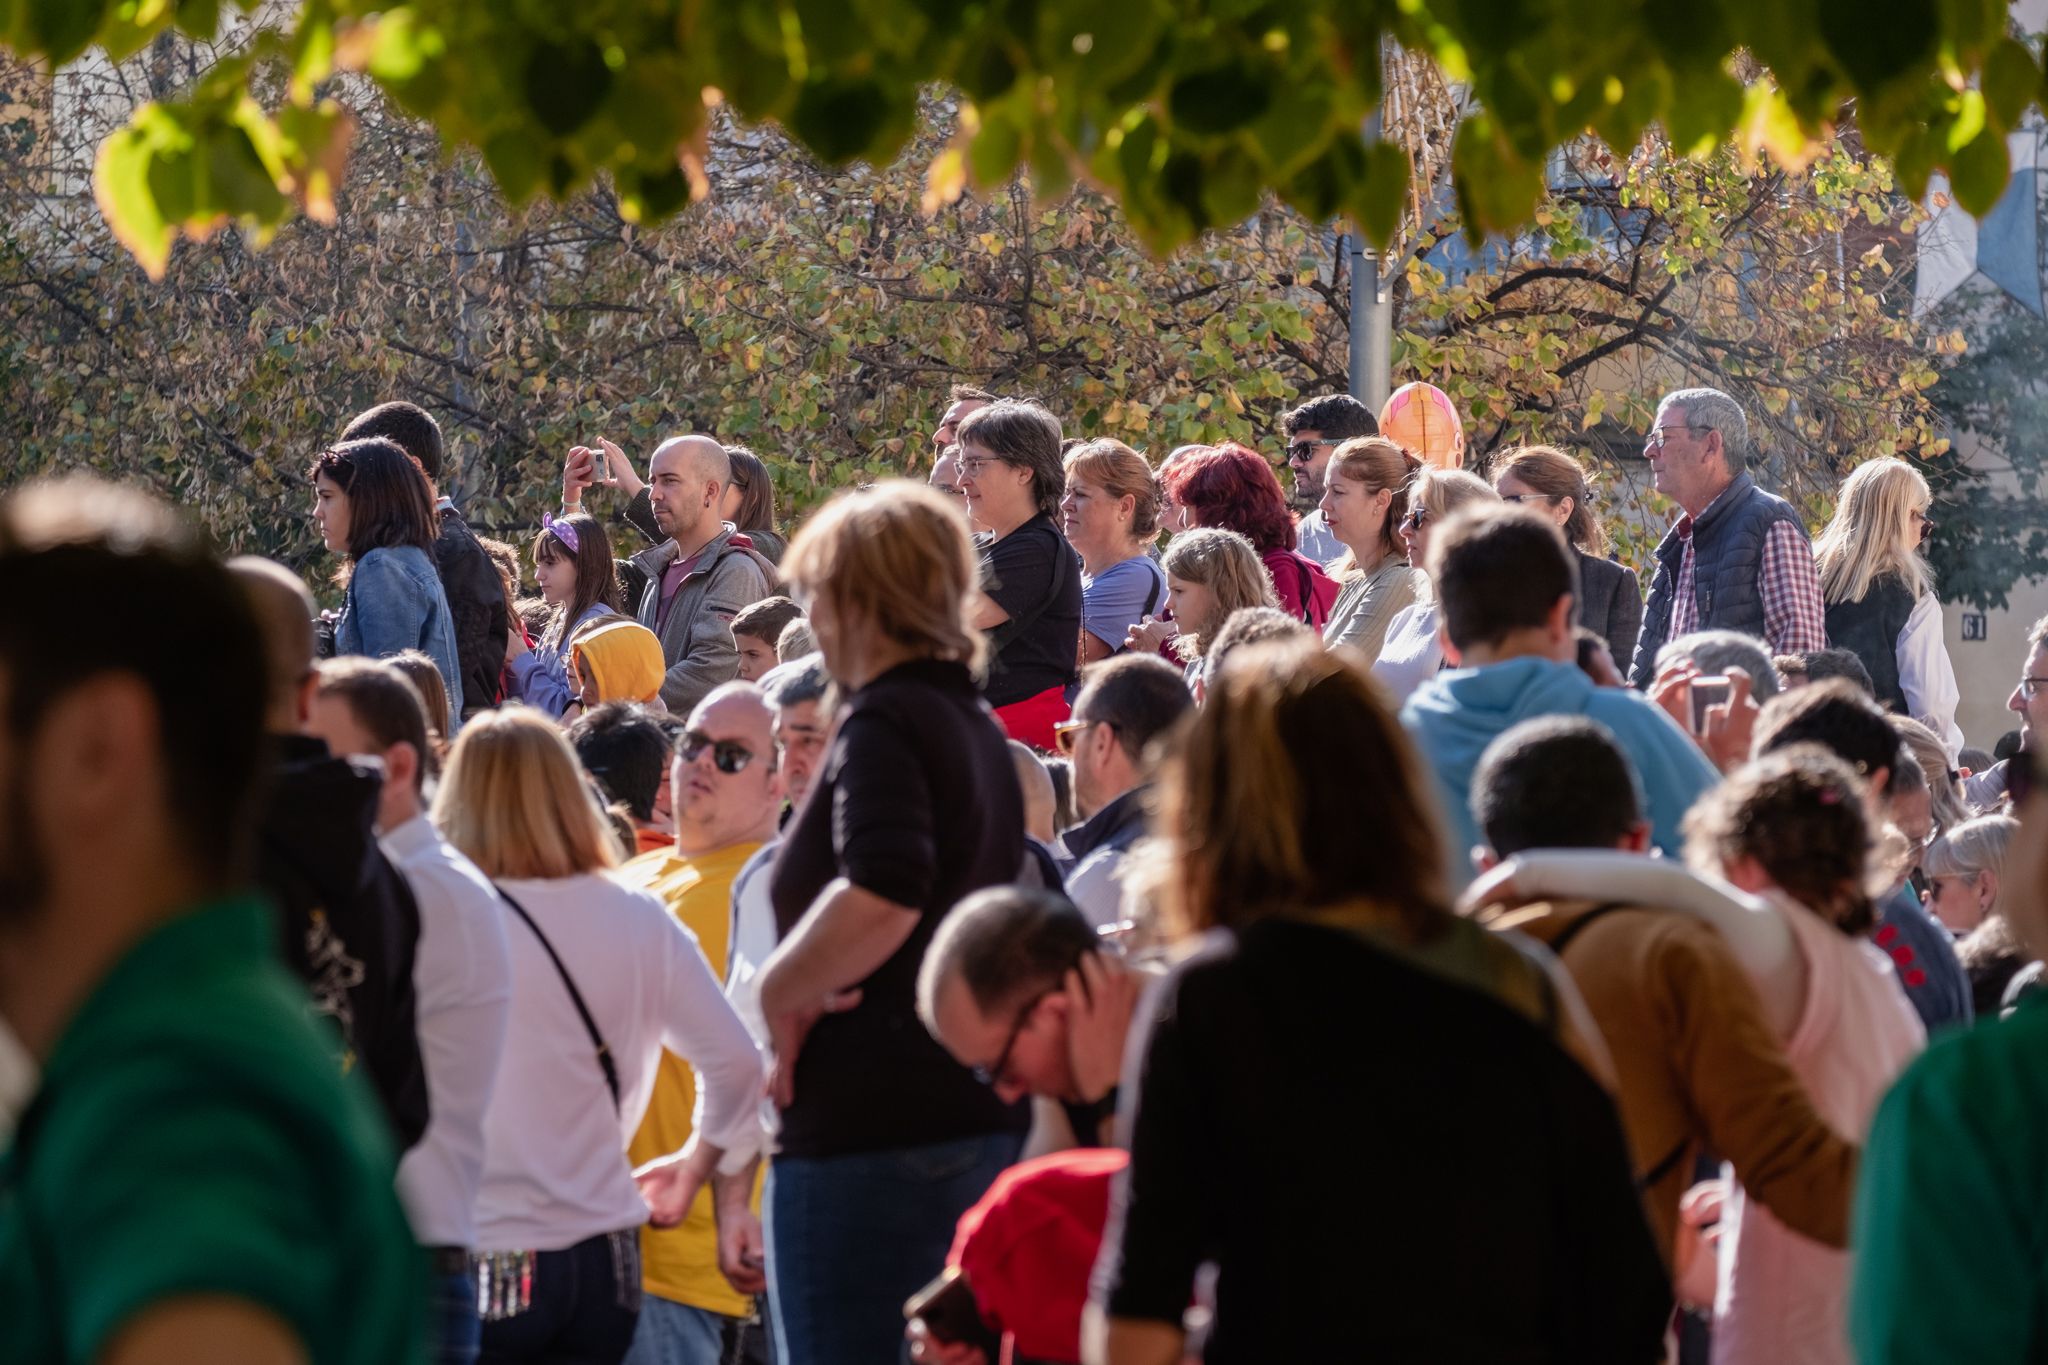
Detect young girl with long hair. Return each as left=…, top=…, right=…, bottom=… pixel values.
left=310, top=436, right=464, bottom=729
left=1152, top=528, right=1277, bottom=694
left=504, top=511, right=624, bottom=716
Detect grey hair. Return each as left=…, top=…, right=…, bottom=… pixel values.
left=1659, top=388, right=1749, bottom=474
left=1655, top=629, right=1782, bottom=701
left=762, top=652, right=831, bottom=711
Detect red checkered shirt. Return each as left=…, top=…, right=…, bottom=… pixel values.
left=1667, top=500, right=1829, bottom=655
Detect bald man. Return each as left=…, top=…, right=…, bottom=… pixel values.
left=567, top=434, right=777, bottom=715
left=228, top=556, right=429, bottom=1156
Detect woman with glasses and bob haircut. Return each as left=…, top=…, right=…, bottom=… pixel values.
left=1091, top=639, right=1667, bottom=1365
left=1813, top=457, right=1962, bottom=758
left=755, top=481, right=1032, bottom=1365
left=435, top=708, right=763, bottom=1365
left=310, top=436, right=465, bottom=729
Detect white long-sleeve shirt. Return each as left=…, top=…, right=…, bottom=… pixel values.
left=474, top=872, right=764, bottom=1252
left=1896, top=591, right=1965, bottom=763
left=384, top=816, right=513, bottom=1250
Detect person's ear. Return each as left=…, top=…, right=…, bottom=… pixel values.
left=1438, top=623, right=1462, bottom=667
left=384, top=741, right=420, bottom=796
left=1980, top=868, right=2001, bottom=911
left=1556, top=495, right=1575, bottom=525
left=1547, top=594, right=1575, bottom=641
left=293, top=669, right=319, bottom=729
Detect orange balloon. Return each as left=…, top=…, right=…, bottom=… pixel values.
left=1379, top=382, right=1466, bottom=470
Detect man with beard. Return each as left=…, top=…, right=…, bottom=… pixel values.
left=0, top=477, right=422, bottom=1365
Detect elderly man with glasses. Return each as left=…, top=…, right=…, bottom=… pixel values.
left=1630, top=386, right=1830, bottom=687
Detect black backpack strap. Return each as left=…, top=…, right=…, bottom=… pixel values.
left=1139, top=564, right=1163, bottom=621
left=494, top=884, right=622, bottom=1112
left=1545, top=901, right=1634, bottom=958
left=1637, top=1137, right=1693, bottom=1194
left=1294, top=553, right=1314, bottom=621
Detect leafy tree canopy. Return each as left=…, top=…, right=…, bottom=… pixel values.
left=4, top=0, right=2043, bottom=277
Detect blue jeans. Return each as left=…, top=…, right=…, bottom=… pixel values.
left=622, top=1296, right=728, bottom=1365
left=433, top=1268, right=482, bottom=1365
left=478, top=1229, right=642, bottom=1365
left=765, top=1132, right=1023, bottom=1365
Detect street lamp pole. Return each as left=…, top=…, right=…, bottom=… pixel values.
left=1348, top=233, right=1392, bottom=412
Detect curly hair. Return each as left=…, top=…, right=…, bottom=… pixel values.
left=1160, top=443, right=1297, bottom=553
left=1684, top=746, right=1882, bottom=936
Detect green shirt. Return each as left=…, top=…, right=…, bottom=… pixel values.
left=0, top=896, right=425, bottom=1364
left=1851, top=994, right=2048, bottom=1362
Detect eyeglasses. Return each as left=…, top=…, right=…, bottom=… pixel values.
left=1912, top=509, right=1935, bottom=545
left=1400, top=506, right=1430, bottom=531
left=1053, top=717, right=1113, bottom=756
left=1644, top=425, right=1703, bottom=451
left=2020, top=677, right=2048, bottom=700
left=678, top=732, right=757, bottom=774
left=973, top=987, right=1053, bottom=1086
left=959, top=456, right=1003, bottom=477
left=1499, top=493, right=1555, bottom=506
left=1286, top=439, right=1337, bottom=463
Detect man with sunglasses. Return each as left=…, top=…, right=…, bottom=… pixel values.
left=1280, top=393, right=1378, bottom=564
left=1630, top=386, right=1829, bottom=687
left=1050, top=654, right=1192, bottom=928
left=617, top=683, right=785, bottom=1365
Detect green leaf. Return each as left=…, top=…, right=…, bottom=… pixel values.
left=526, top=39, right=613, bottom=136
left=1451, top=111, right=1543, bottom=241
left=1818, top=0, right=1938, bottom=93
left=1168, top=60, right=1274, bottom=138
left=26, top=0, right=110, bottom=65
left=1948, top=123, right=2010, bottom=216
left=483, top=130, right=543, bottom=203
left=92, top=118, right=176, bottom=279
left=1982, top=37, right=2040, bottom=129
left=790, top=76, right=911, bottom=164
left=1348, top=138, right=1411, bottom=248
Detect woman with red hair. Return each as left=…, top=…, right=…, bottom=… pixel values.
left=1161, top=443, right=1338, bottom=630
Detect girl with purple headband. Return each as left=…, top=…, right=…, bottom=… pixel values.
left=504, top=511, right=625, bottom=716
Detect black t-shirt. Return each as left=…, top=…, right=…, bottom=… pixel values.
left=1098, top=918, right=1671, bottom=1363
left=768, top=658, right=1030, bottom=1157
left=980, top=514, right=1083, bottom=708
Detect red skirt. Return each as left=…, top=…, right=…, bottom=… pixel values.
left=994, top=686, right=1072, bottom=752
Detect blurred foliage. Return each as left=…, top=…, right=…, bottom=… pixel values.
left=0, top=41, right=1952, bottom=597
left=0, top=0, right=2043, bottom=275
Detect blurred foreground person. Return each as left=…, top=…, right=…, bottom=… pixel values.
left=1088, top=639, right=1670, bottom=1365
left=0, top=478, right=423, bottom=1364
left=1852, top=752, right=2048, bottom=1363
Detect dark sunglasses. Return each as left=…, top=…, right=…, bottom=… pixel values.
left=678, top=732, right=757, bottom=774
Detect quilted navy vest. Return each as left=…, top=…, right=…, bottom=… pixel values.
left=1630, top=473, right=1806, bottom=686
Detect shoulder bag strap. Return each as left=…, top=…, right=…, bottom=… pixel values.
left=1544, top=900, right=1634, bottom=958
left=493, top=884, right=622, bottom=1112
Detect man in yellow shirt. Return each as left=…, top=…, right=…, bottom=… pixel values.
left=620, top=682, right=783, bottom=1365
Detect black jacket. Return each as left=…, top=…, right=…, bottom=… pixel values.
left=1575, top=550, right=1645, bottom=672
left=435, top=505, right=509, bottom=719
left=254, top=734, right=429, bottom=1151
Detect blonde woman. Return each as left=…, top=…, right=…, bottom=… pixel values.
left=1318, top=437, right=1427, bottom=659
left=435, top=708, right=763, bottom=1365
left=1813, top=458, right=1962, bottom=758
left=754, top=482, right=1031, bottom=1365
left=1923, top=814, right=2030, bottom=1016
left=1372, top=467, right=1501, bottom=702
left=1060, top=438, right=1167, bottom=667
left=1146, top=527, right=1278, bottom=695
left=1493, top=445, right=1642, bottom=666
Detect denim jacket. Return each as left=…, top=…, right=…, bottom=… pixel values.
left=336, top=544, right=464, bottom=729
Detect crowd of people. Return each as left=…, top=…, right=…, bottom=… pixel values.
left=2, top=376, right=2045, bottom=1365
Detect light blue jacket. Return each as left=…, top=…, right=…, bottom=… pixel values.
left=1400, top=655, right=1719, bottom=888
left=336, top=544, right=464, bottom=731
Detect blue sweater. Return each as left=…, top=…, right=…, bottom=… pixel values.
left=1401, top=656, right=1721, bottom=887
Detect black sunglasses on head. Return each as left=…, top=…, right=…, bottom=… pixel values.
left=678, top=732, right=757, bottom=774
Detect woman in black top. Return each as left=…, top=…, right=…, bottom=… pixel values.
left=957, top=399, right=1084, bottom=750
left=1493, top=444, right=1644, bottom=669
left=1092, top=639, right=1670, bottom=1365
left=759, top=481, right=1030, bottom=1365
